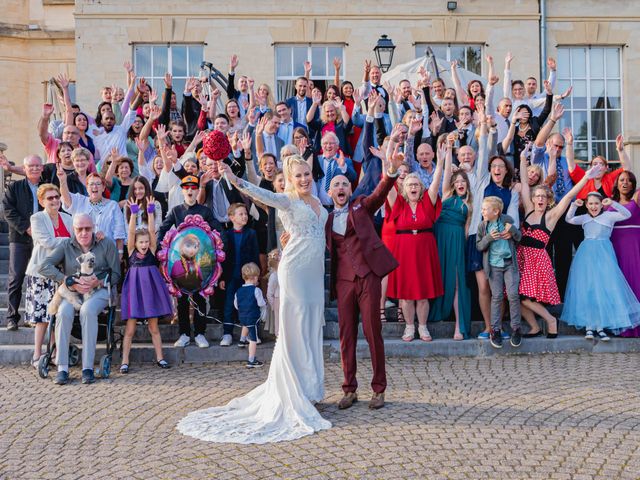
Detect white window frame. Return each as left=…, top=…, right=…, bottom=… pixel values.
left=132, top=43, right=205, bottom=108
left=415, top=43, right=483, bottom=75
left=274, top=44, right=345, bottom=101
left=557, top=46, right=623, bottom=164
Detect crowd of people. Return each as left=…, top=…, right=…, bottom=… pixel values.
left=2, top=50, right=640, bottom=384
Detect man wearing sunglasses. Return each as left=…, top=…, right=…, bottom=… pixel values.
left=39, top=213, right=120, bottom=385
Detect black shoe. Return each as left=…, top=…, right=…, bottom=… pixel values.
left=157, top=360, right=171, bottom=369
left=523, top=330, right=542, bottom=338
left=238, top=339, right=249, bottom=348
left=6, top=319, right=18, bottom=331
left=489, top=329, right=503, bottom=349
left=510, top=329, right=522, bottom=347
left=53, top=371, right=69, bottom=385
left=246, top=359, right=264, bottom=368
left=81, top=369, right=95, bottom=384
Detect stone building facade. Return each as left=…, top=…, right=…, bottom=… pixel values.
left=1, top=0, right=639, bottom=169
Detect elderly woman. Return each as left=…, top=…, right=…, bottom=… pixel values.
left=58, top=169, right=126, bottom=259
left=306, top=90, right=353, bottom=157
left=104, top=155, right=135, bottom=207
left=24, top=184, right=72, bottom=367
left=66, top=147, right=92, bottom=195
left=386, top=144, right=445, bottom=342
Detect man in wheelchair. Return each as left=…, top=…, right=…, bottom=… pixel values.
left=39, top=213, right=121, bottom=385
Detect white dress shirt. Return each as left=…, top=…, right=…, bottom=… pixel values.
left=331, top=206, right=349, bottom=236
left=65, top=193, right=126, bottom=241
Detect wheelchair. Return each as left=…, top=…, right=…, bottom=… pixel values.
left=38, top=277, right=119, bottom=380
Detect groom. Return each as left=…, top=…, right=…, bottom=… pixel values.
left=325, top=155, right=401, bottom=410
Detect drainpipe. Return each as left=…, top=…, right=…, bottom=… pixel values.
left=540, top=0, right=547, bottom=83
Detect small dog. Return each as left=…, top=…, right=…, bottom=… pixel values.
left=48, top=252, right=99, bottom=315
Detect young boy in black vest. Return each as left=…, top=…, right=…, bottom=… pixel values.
left=234, top=262, right=266, bottom=367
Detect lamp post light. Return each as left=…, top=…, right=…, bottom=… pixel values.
left=373, top=34, right=396, bottom=73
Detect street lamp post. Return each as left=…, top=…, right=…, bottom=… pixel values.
left=373, top=35, right=396, bottom=73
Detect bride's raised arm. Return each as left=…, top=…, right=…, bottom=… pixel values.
left=218, top=161, right=292, bottom=211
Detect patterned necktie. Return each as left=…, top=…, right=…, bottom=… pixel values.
left=324, top=159, right=336, bottom=192
left=555, top=156, right=566, bottom=198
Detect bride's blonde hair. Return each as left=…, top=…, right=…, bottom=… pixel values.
left=283, top=154, right=311, bottom=196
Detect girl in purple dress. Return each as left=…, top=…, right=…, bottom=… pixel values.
left=120, top=197, right=174, bottom=373
left=610, top=171, right=640, bottom=337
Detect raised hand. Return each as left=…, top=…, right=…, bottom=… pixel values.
left=164, top=72, right=172, bottom=89
left=256, top=115, right=267, bottom=135
left=156, top=124, right=169, bottom=143
left=562, top=127, right=574, bottom=145
left=450, top=60, right=458, bottom=69
left=56, top=73, right=70, bottom=89
left=230, top=54, right=239, bottom=72
left=352, top=89, right=362, bottom=105
left=585, top=164, right=605, bottom=179
left=135, top=136, right=149, bottom=152
left=42, top=103, right=54, bottom=117
left=184, top=77, right=197, bottom=93
left=389, top=144, right=405, bottom=170
left=363, top=59, right=372, bottom=73
left=547, top=57, right=557, bottom=71
left=198, top=91, right=208, bottom=109
left=574, top=198, right=584, bottom=207
left=333, top=57, right=342, bottom=70
left=150, top=104, right=162, bottom=120
left=311, top=88, right=323, bottom=105
left=430, top=112, right=444, bottom=134
left=543, top=79, right=553, bottom=95
left=304, top=61, right=312, bottom=74
left=489, top=75, right=500, bottom=86
left=192, top=130, right=205, bottom=146
left=229, top=131, right=239, bottom=151
left=550, top=103, right=565, bottom=122
left=505, top=51, right=514, bottom=67
left=211, top=88, right=221, bottom=100
left=560, top=85, right=573, bottom=100
left=247, top=107, right=259, bottom=125
left=485, top=54, right=494, bottom=64
left=409, top=116, right=423, bottom=135
left=602, top=198, right=613, bottom=207
left=369, top=146, right=385, bottom=160
left=149, top=90, right=158, bottom=105
left=138, top=77, right=150, bottom=94
left=123, top=60, right=134, bottom=73
left=241, top=131, right=252, bottom=152
left=336, top=149, right=346, bottom=168
left=616, top=134, right=625, bottom=152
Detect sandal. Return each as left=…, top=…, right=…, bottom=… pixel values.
left=418, top=325, right=432, bottom=342
left=120, top=364, right=129, bottom=374
left=402, top=325, right=415, bottom=342
left=380, top=308, right=387, bottom=323
left=396, top=307, right=405, bottom=323
left=157, top=360, right=171, bottom=369
left=453, top=332, right=464, bottom=341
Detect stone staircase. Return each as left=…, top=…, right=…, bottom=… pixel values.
left=1, top=219, right=640, bottom=366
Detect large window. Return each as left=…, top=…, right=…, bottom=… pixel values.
left=415, top=43, right=483, bottom=75
left=133, top=44, right=204, bottom=108
left=557, top=47, right=622, bottom=163
left=275, top=45, right=344, bottom=101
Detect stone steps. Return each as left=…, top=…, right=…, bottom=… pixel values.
left=5, top=337, right=640, bottom=367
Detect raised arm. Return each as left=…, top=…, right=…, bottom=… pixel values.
left=38, top=103, right=55, bottom=146
left=616, top=134, right=631, bottom=171
left=450, top=61, right=469, bottom=106
left=519, top=142, right=534, bottom=213
left=227, top=54, right=239, bottom=99
left=56, top=165, right=72, bottom=210
left=603, top=198, right=633, bottom=223
left=146, top=197, right=158, bottom=253
left=503, top=51, right=514, bottom=101
left=218, top=161, right=291, bottom=210
left=550, top=165, right=604, bottom=226
left=125, top=201, right=137, bottom=253
left=159, top=73, right=173, bottom=127
left=562, top=126, right=576, bottom=172
left=442, top=138, right=455, bottom=199
left=140, top=104, right=160, bottom=142
left=241, top=131, right=260, bottom=185
left=306, top=89, right=322, bottom=124
left=428, top=143, right=446, bottom=205
left=56, top=74, right=74, bottom=127
left=534, top=102, right=563, bottom=148
left=333, top=57, right=341, bottom=87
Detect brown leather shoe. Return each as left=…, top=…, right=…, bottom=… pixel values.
left=337, top=392, right=358, bottom=410
left=369, top=392, right=385, bottom=410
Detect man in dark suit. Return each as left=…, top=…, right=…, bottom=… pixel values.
left=325, top=151, right=403, bottom=410
left=2, top=155, right=44, bottom=331
left=244, top=111, right=285, bottom=165
left=275, top=102, right=304, bottom=145
left=198, top=156, right=246, bottom=229
left=286, top=77, right=316, bottom=128
left=226, top=54, right=250, bottom=117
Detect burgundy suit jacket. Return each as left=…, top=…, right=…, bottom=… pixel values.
left=325, top=174, right=399, bottom=300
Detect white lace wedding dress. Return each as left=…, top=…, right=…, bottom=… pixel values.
left=177, top=181, right=331, bottom=444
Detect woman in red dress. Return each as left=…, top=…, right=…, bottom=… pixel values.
left=387, top=145, right=445, bottom=342
left=380, top=161, right=410, bottom=321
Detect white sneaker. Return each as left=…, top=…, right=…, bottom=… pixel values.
left=194, top=334, right=209, bottom=348
left=219, top=334, right=233, bottom=346
left=174, top=334, right=190, bottom=347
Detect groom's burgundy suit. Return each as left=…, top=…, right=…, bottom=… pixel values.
left=326, top=174, right=398, bottom=394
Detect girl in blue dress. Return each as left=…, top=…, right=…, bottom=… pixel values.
left=561, top=192, right=640, bottom=339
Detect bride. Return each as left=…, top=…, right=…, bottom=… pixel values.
left=177, top=155, right=331, bottom=444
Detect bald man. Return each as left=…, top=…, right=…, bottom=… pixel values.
left=40, top=213, right=120, bottom=385
left=325, top=147, right=404, bottom=411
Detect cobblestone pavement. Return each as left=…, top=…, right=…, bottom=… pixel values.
left=1, top=353, right=640, bottom=480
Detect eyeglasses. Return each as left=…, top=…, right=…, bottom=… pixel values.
left=182, top=185, right=198, bottom=190
left=87, top=183, right=103, bottom=188
left=45, top=195, right=60, bottom=201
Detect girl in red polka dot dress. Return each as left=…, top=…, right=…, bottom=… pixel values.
left=516, top=143, right=604, bottom=338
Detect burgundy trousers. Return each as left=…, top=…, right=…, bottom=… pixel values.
left=336, top=272, right=386, bottom=394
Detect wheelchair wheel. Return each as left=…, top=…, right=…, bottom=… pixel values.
left=68, top=345, right=80, bottom=367
left=99, top=354, right=111, bottom=379
left=38, top=354, right=51, bottom=379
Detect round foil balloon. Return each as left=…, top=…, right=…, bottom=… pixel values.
left=157, top=214, right=225, bottom=297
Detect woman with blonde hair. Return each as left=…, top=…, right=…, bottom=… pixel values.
left=178, top=155, right=331, bottom=444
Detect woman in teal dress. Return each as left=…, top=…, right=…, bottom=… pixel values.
left=429, top=145, right=472, bottom=339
